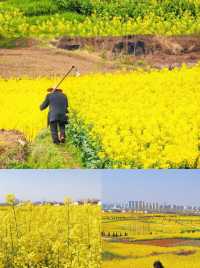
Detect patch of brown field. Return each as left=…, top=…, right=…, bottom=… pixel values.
left=0, top=129, right=28, bottom=168
left=2, top=35, right=200, bottom=78
left=108, top=237, right=200, bottom=248
left=0, top=47, right=116, bottom=78
left=150, top=249, right=196, bottom=256
left=54, top=35, right=200, bottom=69
left=133, top=238, right=200, bottom=247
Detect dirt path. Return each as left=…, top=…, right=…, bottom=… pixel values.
left=25, top=128, right=83, bottom=169
left=0, top=47, right=115, bottom=78
left=58, top=143, right=81, bottom=168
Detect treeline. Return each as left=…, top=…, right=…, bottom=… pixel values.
left=101, top=231, right=129, bottom=237
left=2, top=0, right=200, bottom=18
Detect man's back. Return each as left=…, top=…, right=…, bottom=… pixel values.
left=40, top=89, right=68, bottom=123
left=48, top=91, right=68, bottom=115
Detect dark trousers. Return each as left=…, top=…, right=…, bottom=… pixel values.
left=50, top=121, right=66, bottom=143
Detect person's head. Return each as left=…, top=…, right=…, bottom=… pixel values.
left=153, top=261, right=164, bottom=268
left=47, top=88, right=63, bottom=93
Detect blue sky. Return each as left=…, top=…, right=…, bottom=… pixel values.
left=0, top=170, right=102, bottom=202
left=0, top=170, right=200, bottom=206
left=101, top=170, right=200, bottom=206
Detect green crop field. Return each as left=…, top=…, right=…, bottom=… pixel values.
left=1, top=0, right=200, bottom=41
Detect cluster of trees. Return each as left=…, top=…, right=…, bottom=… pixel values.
left=101, top=231, right=128, bottom=237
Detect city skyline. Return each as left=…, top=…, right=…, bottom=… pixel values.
left=103, top=199, right=200, bottom=207
left=103, top=199, right=200, bottom=211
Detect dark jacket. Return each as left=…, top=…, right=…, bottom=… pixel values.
left=40, top=91, right=68, bottom=124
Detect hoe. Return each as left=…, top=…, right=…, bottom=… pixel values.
left=47, top=65, right=80, bottom=92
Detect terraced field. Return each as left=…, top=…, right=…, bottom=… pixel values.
left=102, top=212, right=200, bottom=268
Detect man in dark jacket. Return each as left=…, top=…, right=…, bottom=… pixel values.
left=40, top=88, right=68, bottom=144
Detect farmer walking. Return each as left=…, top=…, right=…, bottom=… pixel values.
left=40, top=88, right=69, bottom=144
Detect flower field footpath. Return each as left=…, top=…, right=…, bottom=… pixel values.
left=0, top=195, right=101, bottom=268
left=1, top=65, right=200, bottom=168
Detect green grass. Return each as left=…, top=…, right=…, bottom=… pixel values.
left=27, top=12, right=85, bottom=24
left=0, top=0, right=85, bottom=21
left=102, top=251, right=129, bottom=261
left=0, top=37, right=31, bottom=48
left=10, top=129, right=83, bottom=169
left=1, top=0, right=87, bottom=18
left=1, top=0, right=60, bottom=16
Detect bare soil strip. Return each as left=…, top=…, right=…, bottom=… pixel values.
left=133, top=238, right=200, bottom=247
left=109, top=237, right=200, bottom=247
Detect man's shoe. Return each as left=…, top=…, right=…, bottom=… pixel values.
left=53, top=140, right=60, bottom=145
left=60, top=135, right=65, bottom=143
left=60, top=137, right=65, bottom=143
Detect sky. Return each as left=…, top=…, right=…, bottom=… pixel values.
left=101, top=170, right=200, bottom=206
left=1, top=170, right=200, bottom=206
left=0, top=170, right=102, bottom=202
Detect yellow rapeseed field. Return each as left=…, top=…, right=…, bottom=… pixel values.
left=102, top=212, right=200, bottom=240
left=0, top=195, right=101, bottom=268
left=1, top=65, right=200, bottom=168
left=103, top=242, right=200, bottom=268
left=103, top=212, right=200, bottom=268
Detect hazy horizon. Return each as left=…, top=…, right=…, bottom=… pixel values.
left=1, top=170, right=200, bottom=206
left=0, top=170, right=102, bottom=202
